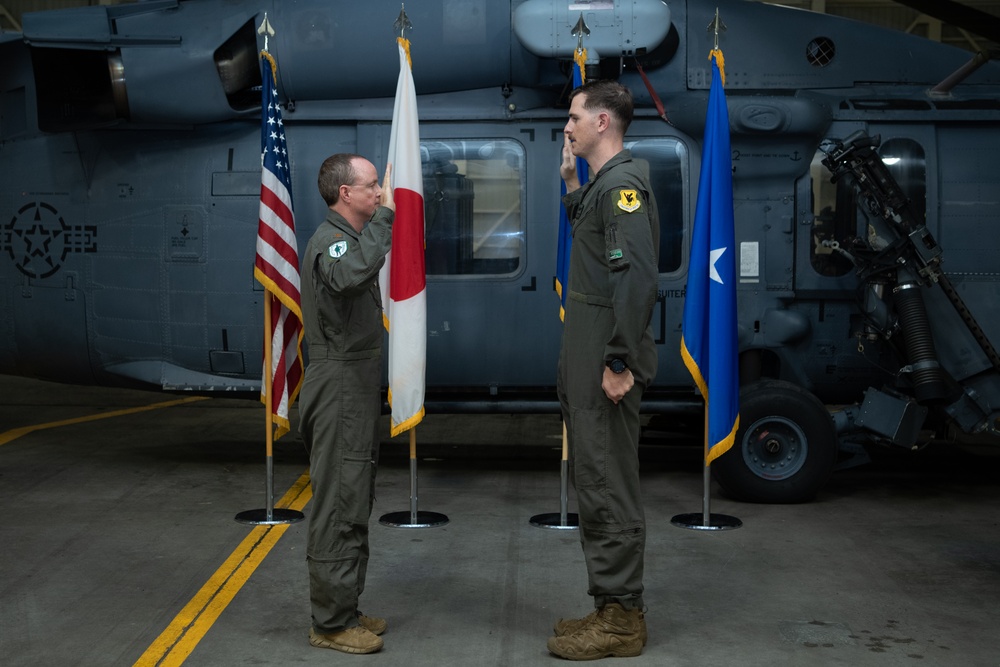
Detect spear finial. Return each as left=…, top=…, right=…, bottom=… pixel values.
left=394, top=4, right=412, bottom=39
left=572, top=12, right=590, bottom=52
left=257, top=12, right=274, bottom=52
left=708, top=7, right=726, bottom=51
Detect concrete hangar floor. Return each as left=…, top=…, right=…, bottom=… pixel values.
left=0, top=374, right=997, bottom=667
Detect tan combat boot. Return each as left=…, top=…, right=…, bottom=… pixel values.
left=358, top=611, right=388, bottom=636
left=553, top=607, right=647, bottom=645
left=309, top=626, right=384, bottom=654
left=547, top=603, right=645, bottom=660
left=553, top=609, right=599, bottom=637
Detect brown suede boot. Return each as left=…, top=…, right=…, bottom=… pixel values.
left=547, top=603, right=645, bottom=660
left=553, top=610, right=599, bottom=637
left=309, top=626, right=384, bottom=654
left=553, top=607, right=647, bottom=646
left=358, top=611, right=387, bottom=636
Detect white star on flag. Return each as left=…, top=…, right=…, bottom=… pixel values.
left=709, top=247, right=727, bottom=284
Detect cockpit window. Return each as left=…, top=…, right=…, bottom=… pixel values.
left=421, top=140, right=524, bottom=276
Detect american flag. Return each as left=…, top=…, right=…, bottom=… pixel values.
left=254, top=51, right=304, bottom=440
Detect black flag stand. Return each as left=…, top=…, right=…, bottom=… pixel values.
left=530, top=421, right=579, bottom=530
left=379, top=428, right=449, bottom=528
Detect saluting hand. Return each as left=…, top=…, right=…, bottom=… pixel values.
left=381, top=162, right=395, bottom=212
left=560, top=135, right=581, bottom=194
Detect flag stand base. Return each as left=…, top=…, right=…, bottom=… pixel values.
left=529, top=512, right=579, bottom=530
left=379, top=510, right=449, bottom=528
left=236, top=453, right=304, bottom=525
left=378, top=448, right=448, bottom=528
left=670, top=512, right=742, bottom=531
left=530, top=425, right=579, bottom=530
left=235, top=508, right=304, bottom=525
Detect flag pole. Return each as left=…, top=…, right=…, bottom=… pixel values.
left=671, top=398, right=741, bottom=531
left=532, top=26, right=589, bottom=531
left=531, top=421, right=579, bottom=529
left=237, top=293, right=304, bottom=526
left=377, top=8, right=444, bottom=529
left=237, top=16, right=304, bottom=526
left=379, top=426, right=448, bottom=528
left=671, top=9, right=741, bottom=532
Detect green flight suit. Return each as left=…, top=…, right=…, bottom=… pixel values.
left=299, top=206, right=393, bottom=633
left=558, top=149, right=659, bottom=611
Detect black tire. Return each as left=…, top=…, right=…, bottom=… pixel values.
left=712, top=379, right=837, bottom=503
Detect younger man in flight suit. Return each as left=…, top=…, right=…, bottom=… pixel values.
left=550, top=80, right=660, bottom=660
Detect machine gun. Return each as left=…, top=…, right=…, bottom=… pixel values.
left=821, top=131, right=1000, bottom=406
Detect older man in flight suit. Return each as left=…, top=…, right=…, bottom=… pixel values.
left=299, top=154, right=394, bottom=655
left=550, top=80, right=660, bottom=660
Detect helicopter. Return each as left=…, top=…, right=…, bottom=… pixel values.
left=2, top=0, right=1000, bottom=503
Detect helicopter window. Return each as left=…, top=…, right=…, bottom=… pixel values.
left=878, top=138, right=927, bottom=226
left=625, top=138, right=686, bottom=274
left=808, top=137, right=927, bottom=278
left=809, top=146, right=857, bottom=276
left=421, top=140, right=524, bottom=276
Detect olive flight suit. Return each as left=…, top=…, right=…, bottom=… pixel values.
left=558, top=149, right=659, bottom=611
left=299, top=206, right=393, bottom=634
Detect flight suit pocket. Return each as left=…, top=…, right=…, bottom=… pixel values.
left=338, top=454, right=374, bottom=524
left=569, top=406, right=609, bottom=492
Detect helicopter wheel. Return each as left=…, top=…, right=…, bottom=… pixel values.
left=712, top=379, right=837, bottom=503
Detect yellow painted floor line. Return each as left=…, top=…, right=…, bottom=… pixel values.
left=0, top=396, right=210, bottom=447
left=133, top=473, right=313, bottom=667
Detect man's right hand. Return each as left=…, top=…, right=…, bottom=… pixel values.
left=560, top=135, right=581, bottom=193
left=380, top=162, right=395, bottom=212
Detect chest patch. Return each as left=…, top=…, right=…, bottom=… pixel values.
left=328, top=240, right=348, bottom=258
left=616, top=189, right=641, bottom=213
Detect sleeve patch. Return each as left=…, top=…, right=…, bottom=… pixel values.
left=328, top=240, right=348, bottom=258
left=616, top=189, right=642, bottom=213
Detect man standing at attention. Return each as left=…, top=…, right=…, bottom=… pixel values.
left=300, top=154, right=394, bottom=655
left=550, top=80, right=660, bottom=660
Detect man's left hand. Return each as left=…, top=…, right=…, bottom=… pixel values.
left=602, top=366, right=634, bottom=405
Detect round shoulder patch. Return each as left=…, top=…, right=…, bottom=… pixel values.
left=328, top=240, right=348, bottom=258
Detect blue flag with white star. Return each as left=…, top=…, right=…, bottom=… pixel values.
left=681, top=51, right=739, bottom=464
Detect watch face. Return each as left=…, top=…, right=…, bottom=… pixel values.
left=610, top=359, right=626, bottom=373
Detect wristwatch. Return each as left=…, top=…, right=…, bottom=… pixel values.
left=607, top=358, right=627, bottom=374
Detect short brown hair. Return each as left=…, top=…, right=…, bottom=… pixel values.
left=317, top=153, right=363, bottom=206
left=568, top=80, right=634, bottom=134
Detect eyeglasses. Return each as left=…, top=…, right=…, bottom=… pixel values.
left=347, top=180, right=380, bottom=191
